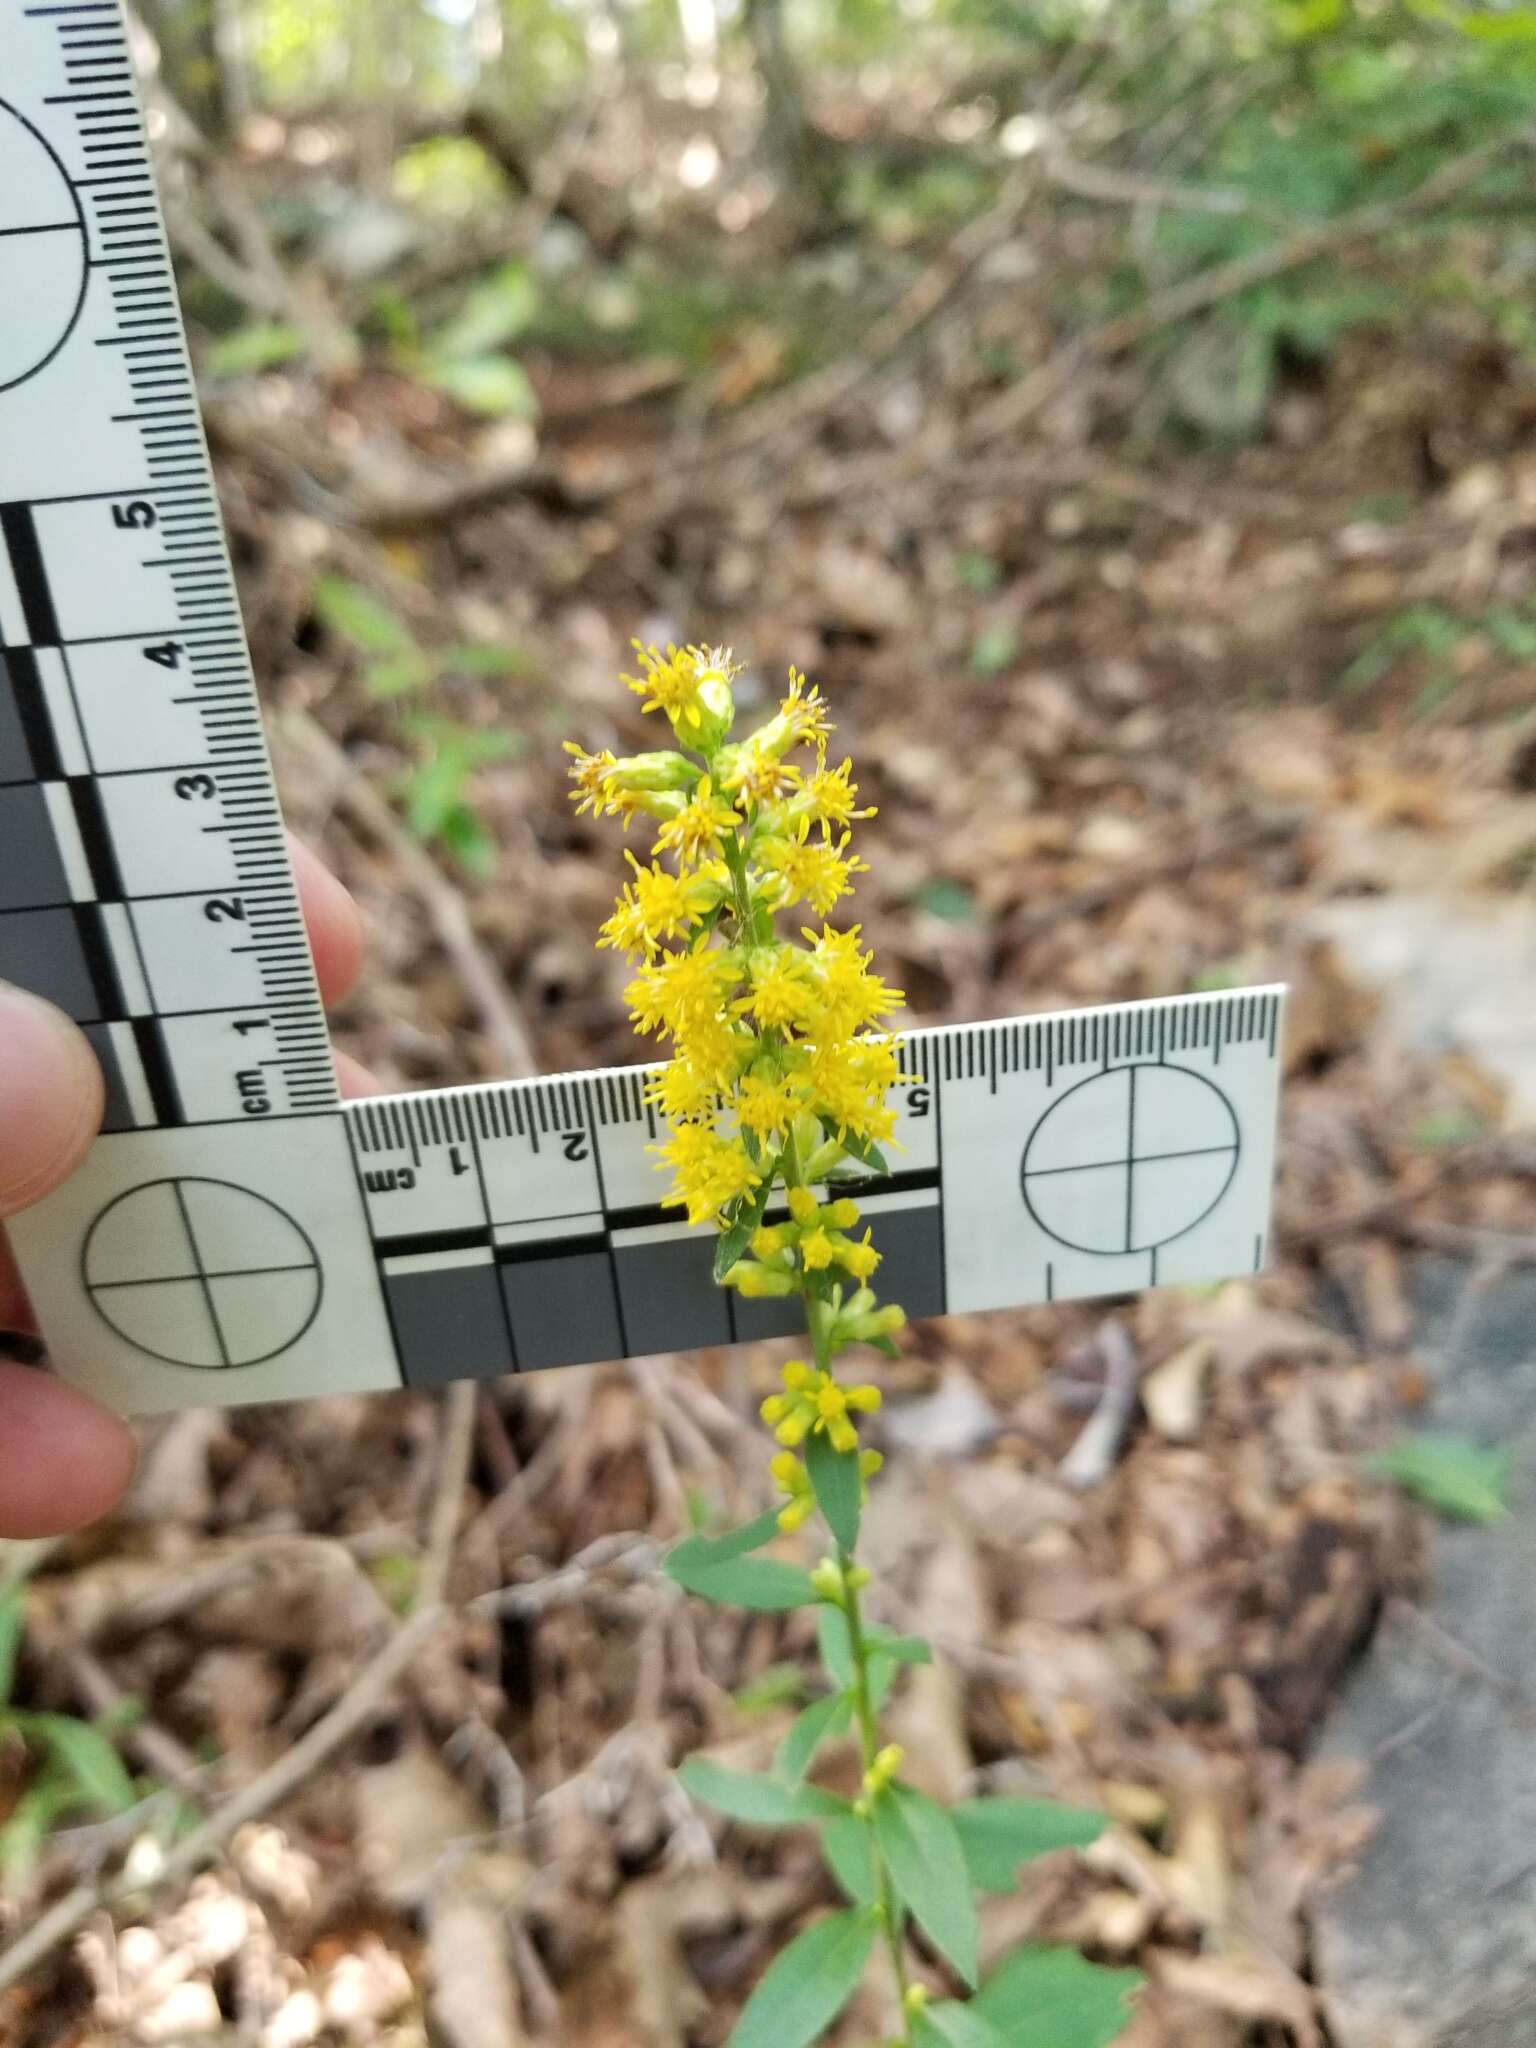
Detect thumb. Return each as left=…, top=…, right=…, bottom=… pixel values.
left=0, top=982, right=103, bottom=1217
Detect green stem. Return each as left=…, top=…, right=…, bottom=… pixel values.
left=796, top=1270, right=915, bottom=2042
left=842, top=1554, right=917, bottom=2042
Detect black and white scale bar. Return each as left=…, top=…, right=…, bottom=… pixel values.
left=338, top=989, right=1285, bottom=1395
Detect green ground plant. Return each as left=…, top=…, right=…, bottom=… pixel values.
left=0, top=1591, right=142, bottom=1894
left=312, top=575, right=529, bottom=875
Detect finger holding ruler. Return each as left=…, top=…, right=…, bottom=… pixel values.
left=0, top=0, right=1287, bottom=1417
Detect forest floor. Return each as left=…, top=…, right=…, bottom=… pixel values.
left=7, top=126, right=1536, bottom=2048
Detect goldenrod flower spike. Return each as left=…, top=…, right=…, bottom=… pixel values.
left=571, top=654, right=1013, bottom=2041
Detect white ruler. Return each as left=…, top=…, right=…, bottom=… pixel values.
left=0, top=0, right=1286, bottom=1416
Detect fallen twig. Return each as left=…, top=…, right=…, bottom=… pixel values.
left=0, top=1600, right=447, bottom=1995
left=1058, top=1320, right=1142, bottom=1489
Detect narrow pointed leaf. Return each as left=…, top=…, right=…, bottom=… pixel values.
left=679, top=1757, right=848, bottom=1826
left=728, top=1909, right=879, bottom=2048
left=805, top=1429, right=862, bottom=1551
left=668, top=1552, right=818, bottom=1610
left=820, top=1814, right=878, bottom=1906
left=873, top=1783, right=980, bottom=1988
left=666, top=1508, right=781, bottom=1579
left=914, top=2002, right=1012, bottom=2048
left=0, top=1592, right=22, bottom=1708
left=20, top=1714, right=137, bottom=1814
left=868, top=1630, right=933, bottom=1665
left=831, top=1135, right=890, bottom=1178
left=972, top=1946, right=1143, bottom=2047
left=952, top=1797, right=1110, bottom=1893
left=776, top=1691, right=854, bottom=1786
left=818, top=1604, right=855, bottom=1688
left=715, top=1178, right=773, bottom=1282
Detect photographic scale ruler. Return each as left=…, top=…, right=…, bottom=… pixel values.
left=0, top=0, right=1286, bottom=1417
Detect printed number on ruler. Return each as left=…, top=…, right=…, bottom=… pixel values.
left=0, top=2, right=1288, bottom=1421
left=0, top=1, right=332, bottom=1131
left=11, top=993, right=1285, bottom=1416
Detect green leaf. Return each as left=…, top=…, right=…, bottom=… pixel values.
left=20, top=1714, right=137, bottom=1815
left=914, top=2002, right=1012, bottom=2048
left=969, top=622, right=1019, bottom=677
left=776, top=1692, right=854, bottom=1786
left=404, top=752, right=471, bottom=841
left=820, top=1815, right=878, bottom=1907
left=715, top=1177, right=773, bottom=1282
left=954, top=550, right=1003, bottom=594
left=205, top=320, right=305, bottom=378
left=805, top=1429, right=862, bottom=1552
left=1368, top=1432, right=1512, bottom=1524
left=734, top=1664, right=808, bottom=1713
left=832, top=1132, right=890, bottom=1178
left=666, top=1508, right=781, bottom=1584
left=818, top=1604, right=855, bottom=1689
left=952, top=1798, right=1110, bottom=1894
left=973, top=1947, right=1142, bottom=2047
left=442, top=641, right=534, bottom=677
left=912, top=877, right=978, bottom=924
left=311, top=576, right=411, bottom=656
left=668, top=1553, right=818, bottom=1611
left=437, top=804, right=497, bottom=880
left=0, top=1592, right=23, bottom=1709
left=363, top=649, right=438, bottom=699
left=678, top=1757, right=848, bottom=1827
left=873, top=1783, right=979, bottom=1988
left=422, top=352, right=538, bottom=419
left=0, top=1784, right=60, bottom=1895
left=871, top=1631, right=933, bottom=1665
left=727, top=1909, right=879, bottom=2048
left=431, top=262, right=539, bottom=358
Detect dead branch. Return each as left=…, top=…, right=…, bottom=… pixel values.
left=422, top=1383, right=480, bottom=1608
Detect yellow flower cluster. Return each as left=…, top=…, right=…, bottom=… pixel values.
left=570, top=642, right=911, bottom=1521
left=761, top=1358, right=883, bottom=1453
left=566, top=643, right=907, bottom=1233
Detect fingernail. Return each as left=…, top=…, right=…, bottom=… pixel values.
left=0, top=981, right=103, bottom=1214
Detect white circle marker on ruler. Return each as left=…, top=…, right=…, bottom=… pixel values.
left=0, top=0, right=1289, bottom=1417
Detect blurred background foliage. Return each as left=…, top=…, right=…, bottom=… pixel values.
left=135, top=0, right=1536, bottom=868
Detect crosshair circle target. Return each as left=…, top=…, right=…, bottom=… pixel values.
left=1021, top=1065, right=1239, bottom=1257
left=82, top=1179, right=322, bottom=1368
left=0, top=99, right=89, bottom=392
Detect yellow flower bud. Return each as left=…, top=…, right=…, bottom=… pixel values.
left=845, top=1564, right=872, bottom=1590
left=864, top=1743, right=904, bottom=1793
left=727, top=1260, right=796, bottom=1298
left=829, top=1416, right=859, bottom=1455
left=777, top=1494, right=815, bottom=1533
left=815, top=1383, right=848, bottom=1423
left=800, top=1227, right=837, bottom=1271
left=760, top=1395, right=788, bottom=1424
left=845, top=1384, right=882, bottom=1413
left=859, top=1449, right=884, bottom=1480
left=787, top=1187, right=820, bottom=1225
left=810, top=1558, right=845, bottom=1602
left=824, top=1199, right=861, bottom=1229
left=776, top=1412, right=810, bottom=1448
left=751, top=1224, right=789, bottom=1259
left=782, top=1360, right=813, bottom=1390
left=903, top=1985, right=930, bottom=2015
left=769, top=1450, right=802, bottom=1489
left=836, top=1231, right=881, bottom=1281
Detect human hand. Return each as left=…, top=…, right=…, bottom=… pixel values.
left=0, top=839, right=375, bottom=1536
